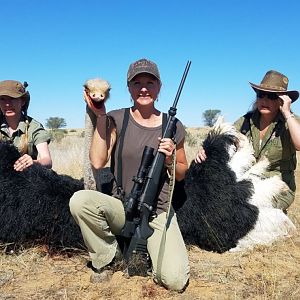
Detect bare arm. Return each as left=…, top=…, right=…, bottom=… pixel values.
left=279, top=95, right=300, bottom=150
left=35, top=142, right=52, bottom=168
left=90, top=115, right=116, bottom=169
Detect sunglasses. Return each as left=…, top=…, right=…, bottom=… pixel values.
left=256, top=92, right=279, bottom=100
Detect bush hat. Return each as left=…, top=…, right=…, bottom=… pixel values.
left=0, top=80, right=30, bottom=113
left=249, top=70, right=299, bottom=102
left=127, top=58, right=161, bottom=83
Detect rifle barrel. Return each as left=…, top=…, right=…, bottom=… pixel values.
left=173, top=60, right=192, bottom=108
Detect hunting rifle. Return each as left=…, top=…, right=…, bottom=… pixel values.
left=120, top=61, right=192, bottom=276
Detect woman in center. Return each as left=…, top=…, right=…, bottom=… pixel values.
left=70, top=58, right=190, bottom=291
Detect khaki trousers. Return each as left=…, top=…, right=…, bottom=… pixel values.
left=69, top=190, right=190, bottom=291
left=272, top=188, right=295, bottom=211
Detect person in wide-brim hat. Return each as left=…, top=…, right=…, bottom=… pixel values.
left=0, top=79, right=52, bottom=171
left=233, top=69, right=300, bottom=212
left=249, top=70, right=299, bottom=102
left=0, top=80, right=31, bottom=114
left=196, top=69, right=300, bottom=213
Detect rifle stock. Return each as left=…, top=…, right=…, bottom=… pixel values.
left=121, top=61, right=191, bottom=275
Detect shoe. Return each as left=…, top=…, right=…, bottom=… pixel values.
left=87, top=258, right=117, bottom=272
left=87, top=260, right=114, bottom=283
left=87, top=254, right=125, bottom=283
left=90, top=268, right=113, bottom=283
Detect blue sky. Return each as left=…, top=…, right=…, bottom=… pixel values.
left=1, top=0, right=300, bottom=128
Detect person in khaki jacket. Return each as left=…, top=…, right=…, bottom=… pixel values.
left=0, top=80, right=52, bottom=171
left=196, top=70, right=300, bottom=212
left=234, top=70, right=300, bottom=212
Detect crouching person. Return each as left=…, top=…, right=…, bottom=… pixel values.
left=70, top=58, right=190, bottom=291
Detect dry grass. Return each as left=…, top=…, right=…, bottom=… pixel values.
left=185, top=127, right=209, bottom=163
left=49, top=127, right=210, bottom=178
left=49, top=134, right=84, bottom=179
left=1, top=129, right=300, bottom=299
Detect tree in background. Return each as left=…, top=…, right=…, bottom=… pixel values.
left=202, top=109, right=221, bottom=127
left=46, top=117, right=67, bottom=131
left=45, top=117, right=67, bottom=142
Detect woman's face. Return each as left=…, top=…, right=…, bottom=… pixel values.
left=256, top=93, right=282, bottom=117
left=128, top=73, right=161, bottom=106
left=0, top=95, right=25, bottom=118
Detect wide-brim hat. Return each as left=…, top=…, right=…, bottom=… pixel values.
left=249, top=70, right=299, bottom=102
left=0, top=80, right=30, bottom=113
left=127, top=58, right=161, bottom=83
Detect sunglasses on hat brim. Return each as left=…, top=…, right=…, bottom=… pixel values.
left=256, top=91, right=279, bottom=100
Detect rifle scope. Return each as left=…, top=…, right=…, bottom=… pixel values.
left=123, top=146, right=154, bottom=222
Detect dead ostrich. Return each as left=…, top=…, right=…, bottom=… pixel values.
left=83, top=78, right=111, bottom=191
left=0, top=141, right=84, bottom=251
left=177, top=119, right=296, bottom=253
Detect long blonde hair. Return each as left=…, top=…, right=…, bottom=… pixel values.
left=18, top=117, right=29, bottom=155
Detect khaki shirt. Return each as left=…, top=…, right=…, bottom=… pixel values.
left=0, top=115, right=51, bottom=159
left=234, top=110, right=297, bottom=192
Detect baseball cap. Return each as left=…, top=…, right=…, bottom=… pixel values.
left=127, top=58, right=161, bottom=82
